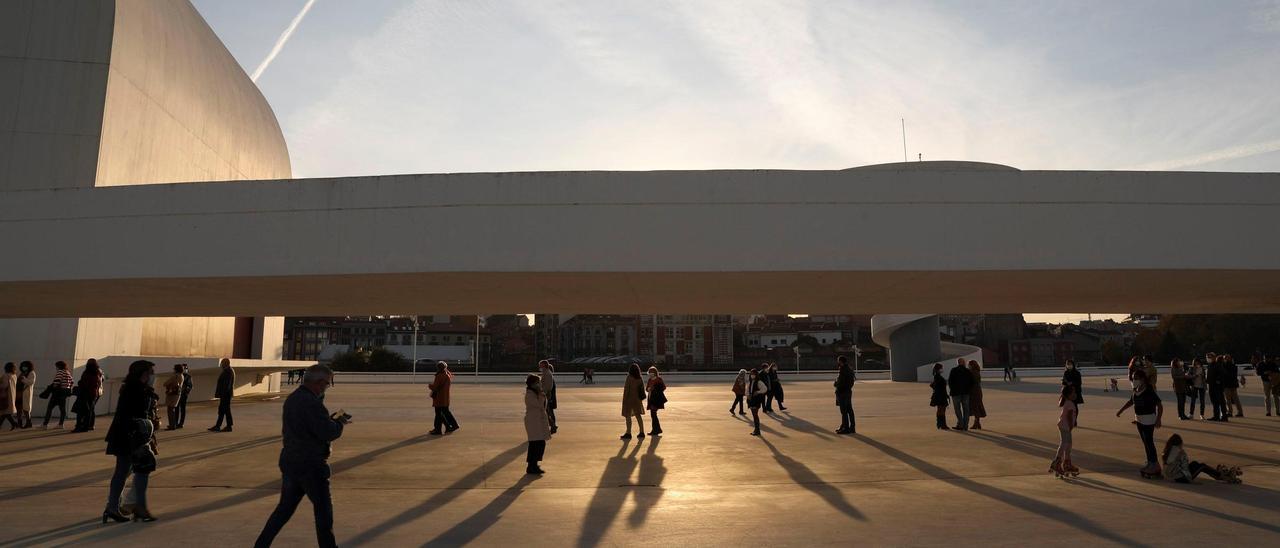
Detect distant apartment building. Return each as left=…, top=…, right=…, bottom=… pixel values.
left=638, top=315, right=734, bottom=366
left=555, top=315, right=640, bottom=361
left=1008, top=338, right=1074, bottom=367
left=284, top=315, right=489, bottom=361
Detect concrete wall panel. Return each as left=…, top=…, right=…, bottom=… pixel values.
left=139, top=317, right=236, bottom=358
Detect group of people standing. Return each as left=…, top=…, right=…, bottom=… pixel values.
left=0, top=359, right=108, bottom=432
left=928, top=359, right=986, bottom=430
left=1163, top=354, right=1249, bottom=421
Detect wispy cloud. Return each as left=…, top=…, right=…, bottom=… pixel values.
left=1126, top=138, right=1280, bottom=171
left=250, top=0, right=317, bottom=82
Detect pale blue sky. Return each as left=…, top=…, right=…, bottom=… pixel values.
left=190, top=0, right=1280, bottom=323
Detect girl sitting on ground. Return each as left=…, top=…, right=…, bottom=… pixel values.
left=1161, top=434, right=1242, bottom=484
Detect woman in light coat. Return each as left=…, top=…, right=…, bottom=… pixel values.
left=524, top=374, right=551, bottom=475
left=162, top=364, right=183, bottom=431
left=620, top=363, right=646, bottom=440
left=17, top=361, right=36, bottom=428
left=730, top=369, right=748, bottom=415
left=1, top=362, right=17, bottom=430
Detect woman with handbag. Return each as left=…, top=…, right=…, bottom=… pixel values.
left=646, top=366, right=667, bottom=436
left=17, top=361, right=36, bottom=428
left=620, top=363, right=646, bottom=440
left=524, top=374, right=551, bottom=475
left=42, top=361, right=75, bottom=429
left=103, top=360, right=160, bottom=523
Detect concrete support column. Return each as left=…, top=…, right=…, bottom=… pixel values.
left=888, top=315, right=941, bottom=382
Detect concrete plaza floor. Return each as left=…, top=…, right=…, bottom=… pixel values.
left=1, top=375, right=1278, bottom=547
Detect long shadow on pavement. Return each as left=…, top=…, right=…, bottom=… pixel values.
left=13, top=434, right=440, bottom=547
left=628, top=435, right=667, bottom=527
left=758, top=437, right=865, bottom=521
left=1070, top=476, right=1280, bottom=534
left=421, top=474, right=540, bottom=547
left=343, top=441, right=524, bottom=546
left=1075, top=426, right=1280, bottom=466
left=773, top=411, right=838, bottom=441
left=855, top=435, right=1149, bottom=547
left=575, top=439, right=643, bottom=548
left=4, top=431, right=214, bottom=471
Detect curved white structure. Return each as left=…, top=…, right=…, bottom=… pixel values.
left=871, top=315, right=983, bottom=382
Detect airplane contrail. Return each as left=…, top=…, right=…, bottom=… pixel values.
left=250, top=0, right=318, bottom=83
left=1127, top=137, right=1280, bottom=171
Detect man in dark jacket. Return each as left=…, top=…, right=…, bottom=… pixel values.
left=175, top=364, right=192, bottom=429
left=1207, top=356, right=1228, bottom=421
left=834, top=355, right=856, bottom=434
left=1258, top=356, right=1280, bottom=416
left=209, top=358, right=235, bottom=432
left=255, top=364, right=347, bottom=548
left=948, top=358, right=974, bottom=430
left=1224, top=357, right=1243, bottom=417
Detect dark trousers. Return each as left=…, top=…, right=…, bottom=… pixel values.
left=649, top=408, right=662, bottom=433
left=1208, top=386, right=1226, bottom=419
left=1186, top=460, right=1220, bottom=481
left=255, top=464, right=335, bottom=548
left=764, top=391, right=774, bottom=412
left=176, top=393, right=190, bottom=427
left=106, top=453, right=149, bottom=512
left=838, top=400, right=855, bottom=431
left=730, top=394, right=744, bottom=413
left=546, top=406, right=557, bottom=430
left=433, top=406, right=459, bottom=431
left=1175, top=391, right=1187, bottom=418
left=527, top=440, right=546, bottom=464
left=74, top=396, right=98, bottom=431
left=1137, top=423, right=1158, bottom=465
left=214, top=396, right=233, bottom=428
left=1188, top=388, right=1205, bottom=416
left=43, top=393, right=68, bottom=426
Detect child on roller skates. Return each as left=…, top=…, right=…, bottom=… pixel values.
left=1162, top=434, right=1243, bottom=484
left=1051, top=384, right=1079, bottom=478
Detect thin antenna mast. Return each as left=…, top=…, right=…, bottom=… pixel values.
left=901, top=119, right=908, bottom=162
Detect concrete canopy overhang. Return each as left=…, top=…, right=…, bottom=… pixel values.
left=3, top=168, right=1279, bottom=316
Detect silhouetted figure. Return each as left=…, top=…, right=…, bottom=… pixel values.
left=748, top=368, right=767, bottom=436
left=929, top=363, right=949, bottom=430
left=73, top=359, right=104, bottom=432
left=42, top=360, right=74, bottom=429
left=768, top=362, right=786, bottom=411
left=255, top=365, right=347, bottom=548
left=620, top=363, right=646, bottom=439
left=1117, top=369, right=1164, bottom=478
left=1207, top=355, right=1228, bottom=421
left=758, top=362, right=774, bottom=413
left=1061, top=359, right=1084, bottom=411
left=1259, top=356, right=1280, bottom=417
left=539, top=360, right=558, bottom=433
left=429, top=361, right=460, bottom=435
left=646, top=366, right=667, bottom=436
left=163, top=364, right=183, bottom=430
left=968, top=360, right=986, bottom=430
left=948, top=359, right=973, bottom=430
left=834, top=355, right=856, bottom=434
left=16, top=361, right=35, bottom=428
left=0, top=362, right=17, bottom=430
left=103, top=360, right=159, bottom=523
left=1051, top=384, right=1079, bottom=477
left=730, top=369, right=748, bottom=415
left=209, top=358, right=235, bottom=432
left=524, top=374, right=550, bottom=475
left=1170, top=358, right=1189, bottom=420
left=1223, top=354, right=1243, bottom=417
left=1187, top=358, right=1207, bottom=419
left=176, top=364, right=192, bottom=429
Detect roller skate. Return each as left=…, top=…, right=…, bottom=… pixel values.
left=1049, top=457, right=1065, bottom=478
left=1217, top=465, right=1243, bottom=484
left=1063, top=459, right=1080, bottom=477
left=1139, top=463, right=1163, bottom=480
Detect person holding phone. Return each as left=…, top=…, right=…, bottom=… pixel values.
left=255, top=364, right=348, bottom=548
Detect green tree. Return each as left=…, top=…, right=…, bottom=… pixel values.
left=369, top=347, right=409, bottom=371
left=329, top=349, right=368, bottom=372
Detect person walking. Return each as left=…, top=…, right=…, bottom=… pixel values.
left=176, top=364, right=193, bottom=429
left=929, top=363, right=950, bottom=430
left=620, top=363, right=646, bottom=440
left=254, top=365, right=348, bottom=548
left=730, top=369, right=748, bottom=415
left=162, top=364, right=183, bottom=431
left=1207, top=355, right=1228, bottom=421
left=1162, top=434, right=1241, bottom=484
left=646, top=366, right=667, bottom=436
left=762, top=362, right=777, bottom=413
left=1223, top=355, right=1243, bottom=417
left=768, top=362, right=787, bottom=411
left=834, top=355, right=856, bottom=434
left=102, top=360, right=160, bottom=523
left=1188, top=358, right=1207, bottom=420
left=967, top=360, right=986, bottom=430
left=428, top=361, right=460, bottom=435
left=209, top=358, right=235, bottom=432
left=748, top=367, right=767, bottom=436
left=0, top=363, right=17, bottom=430
left=73, top=359, right=104, bottom=432
left=1259, top=356, right=1280, bottom=417
left=524, top=374, right=551, bottom=475
left=42, top=361, right=75, bottom=429
left=1170, top=358, right=1190, bottom=420
left=539, top=360, right=558, bottom=434
left=1003, top=362, right=1017, bottom=382
left=17, top=361, right=36, bottom=428
left=1116, top=369, right=1164, bottom=478
left=948, top=358, right=973, bottom=430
